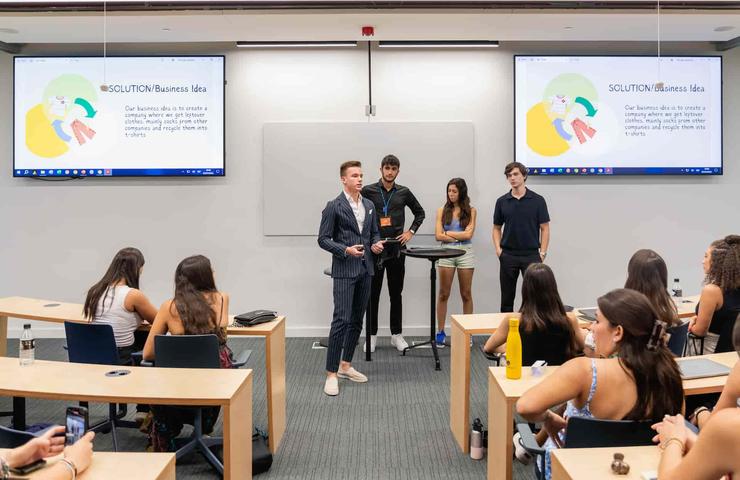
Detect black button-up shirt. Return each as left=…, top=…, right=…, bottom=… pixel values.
left=361, top=180, right=425, bottom=239
left=493, top=188, right=549, bottom=254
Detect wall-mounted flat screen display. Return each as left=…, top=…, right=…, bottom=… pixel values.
left=515, top=55, right=722, bottom=176
left=14, top=55, right=225, bottom=177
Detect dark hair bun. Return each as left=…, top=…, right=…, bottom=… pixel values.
left=725, top=234, right=740, bottom=245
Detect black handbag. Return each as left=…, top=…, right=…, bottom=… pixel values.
left=234, top=310, right=277, bottom=327
left=252, top=428, right=273, bottom=475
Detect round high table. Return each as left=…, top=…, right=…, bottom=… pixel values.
left=402, top=247, right=466, bottom=371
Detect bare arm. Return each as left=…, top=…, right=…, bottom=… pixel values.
left=142, top=301, right=172, bottom=361
left=483, top=316, right=510, bottom=354
left=447, top=208, right=477, bottom=241
left=124, top=289, right=158, bottom=323
left=219, top=293, right=230, bottom=327
left=539, top=222, right=550, bottom=258
left=435, top=208, right=455, bottom=243
left=567, top=312, right=587, bottom=350
left=516, top=357, right=590, bottom=422
left=657, top=410, right=740, bottom=480
left=492, top=225, right=502, bottom=257
left=689, top=284, right=722, bottom=336
left=713, top=362, right=740, bottom=412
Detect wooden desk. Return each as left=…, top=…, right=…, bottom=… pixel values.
left=551, top=445, right=660, bottom=480
left=0, top=357, right=252, bottom=480
left=449, top=312, right=591, bottom=454
left=0, top=449, right=176, bottom=480
left=572, top=295, right=699, bottom=321
left=0, top=296, right=286, bottom=454
left=487, top=351, right=736, bottom=480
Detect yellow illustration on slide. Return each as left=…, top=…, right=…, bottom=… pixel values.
left=527, top=74, right=598, bottom=157
left=25, top=74, right=98, bottom=158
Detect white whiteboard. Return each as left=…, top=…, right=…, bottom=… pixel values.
left=263, top=122, right=475, bottom=236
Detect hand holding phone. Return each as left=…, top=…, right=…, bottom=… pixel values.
left=66, top=406, right=89, bottom=446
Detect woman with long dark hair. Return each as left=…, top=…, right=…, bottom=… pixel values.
left=83, top=247, right=157, bottom=363
left=517, top=288, right=684, bottom=479
left=689, top=234, right=740, bottom=352
left=625, top=249, right=681, bottom=326
left=434, top=178, right=477, bottom=346
left=483, top=263, right=584, bottom=365
left=142, top=255, right=232, bottom=452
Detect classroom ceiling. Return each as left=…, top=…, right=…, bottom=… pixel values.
left=1, top=7, right=739, bottom=43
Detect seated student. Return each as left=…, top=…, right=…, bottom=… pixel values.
left=691, top=313, right=740, bottom=429
left=483, top=263, right=584, bottom=365
left=625, top=249, right=681, bottom=326
left=83, top=247, right=158, bottom=364
left=689, top=234, right=740, bottom=352
left=516, top=288, right=684, bottom=480
left=652, top=319, right=740, bottom=479
left=142, top=254, right=232, bottom=452
left=0, top=426, right=95, bottom=480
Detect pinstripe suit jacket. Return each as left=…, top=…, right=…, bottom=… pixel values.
left=318, top=193, right=380, bottom=279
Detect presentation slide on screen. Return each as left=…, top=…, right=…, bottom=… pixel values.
left=515, top=56, right=722, bottom=175
left=14, top=56, right=225, bottom=177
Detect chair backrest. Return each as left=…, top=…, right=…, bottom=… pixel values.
left=564, top=417, right=655, bottom=449
left=153, top=334, right=221, bottom=369
left=0, top=425, right=36, bottom=448
left=64, top=321, right=121, bottom=365
left=667, top=321, right=689, bottom=357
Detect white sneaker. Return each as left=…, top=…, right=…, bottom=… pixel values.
left=324, top=376, right=339, bottom=396
left=337, top=366, right=368, bottom=383
left=513, top=432, right=533, bottom=465
left=390, top=334, right=409, bottom=352
left=363, top=335, right=377, bottom=353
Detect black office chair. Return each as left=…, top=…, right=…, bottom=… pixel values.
left=684, top=332, right=706, bottom=356
left=667, top=321, right=689, bottom=357
left=516, top=416, right=655, bottom=480
left=143, top=334, right=250, bottom=475
left=0, top=425, right=37, bottom=448
left=63, top=321, right=139, bottom=452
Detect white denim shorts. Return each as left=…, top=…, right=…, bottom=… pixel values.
left=437, top=244, right=475, bottom=269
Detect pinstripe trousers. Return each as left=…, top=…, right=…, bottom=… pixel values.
left=326, top=272, right=372, bottom=372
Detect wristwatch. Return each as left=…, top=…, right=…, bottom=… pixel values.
left=409, top=229, right=415, bottom=235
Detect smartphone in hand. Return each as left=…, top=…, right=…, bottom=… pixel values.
left=65, top=406, right=89, bottom=445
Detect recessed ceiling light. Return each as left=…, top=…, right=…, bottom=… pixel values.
left=0, top=28, right=19, bottom=34
left=714, top=25, right=735, bottom=32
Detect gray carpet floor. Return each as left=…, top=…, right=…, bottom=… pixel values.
left=2, top=337, right=536, bottom=479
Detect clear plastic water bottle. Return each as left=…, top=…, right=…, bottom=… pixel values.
left=19, top=324, right=35, bottom=366
left=672, top=278, right=683, bottom=300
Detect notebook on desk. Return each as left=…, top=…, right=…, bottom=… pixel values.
left=578, top=308, right=597, bottom=321
left=678, top=358, right=731, bottom=380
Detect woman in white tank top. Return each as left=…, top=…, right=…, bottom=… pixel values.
left=83, top=248, right=158, bottom=360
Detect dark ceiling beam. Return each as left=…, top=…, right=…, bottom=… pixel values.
left=714, top=35, right=740, bottom=50
left=2, top=1, right=740, bottom=11
left=0, top=41, right=23, bottom=53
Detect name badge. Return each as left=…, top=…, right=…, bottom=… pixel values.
left=380, top=216, right=392, bottom=227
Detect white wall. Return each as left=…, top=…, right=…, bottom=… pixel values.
left=1, top=41, right=737, bottom=338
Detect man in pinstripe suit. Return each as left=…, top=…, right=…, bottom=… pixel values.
left=318, top=161, right=385, bottom=396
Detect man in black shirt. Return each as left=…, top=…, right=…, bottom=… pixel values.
left=361, top=155, right=425, bottom=352
left=492, top=162, right=550, bottom=312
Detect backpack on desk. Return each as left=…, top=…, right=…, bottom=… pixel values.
left=234, top=310, right=277, bottom=327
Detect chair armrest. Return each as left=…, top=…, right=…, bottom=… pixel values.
left=231, top=350, right=252, bottom=369
left=139, top=359, right=154, bottom=367
left=130, top=351, right=143, bottom=364
left=515, top=421, right=545, bottom=456
left=479, top=345, right=502, bottom=365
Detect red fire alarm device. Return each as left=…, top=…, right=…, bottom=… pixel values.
left=362, top=26, right=375, bottom=37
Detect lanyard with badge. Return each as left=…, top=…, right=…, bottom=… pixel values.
left=379, top=187, right=394, bottom=227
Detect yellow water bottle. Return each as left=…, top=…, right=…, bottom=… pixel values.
left=505, top=316, right=522, bottom=379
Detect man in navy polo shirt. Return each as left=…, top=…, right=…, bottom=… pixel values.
left=492, top=162, right=550, bottom=312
